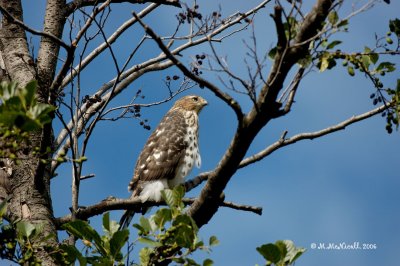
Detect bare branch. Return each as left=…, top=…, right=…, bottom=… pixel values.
left=278, top=67, right=305, bottom=115
left=240, top=102, right=391, bottom=168
left=271, top=4, right=287, bottom=50
left=51, top=60, right=175, bottom=173
left=217, top=199, right=262, bottom=215
left=133, top=12, right=244, bottom=121
left=50, top=1, right=112, bottom=93
left=55, top=195, right=261, bottom=227
left=184, top=171, right=210, bottom=192
left=100, top=82, right=192, bottom=121
left=65, top=0, right=180, bottom=15
left=51, top=0, right=278, bottom=174
left=61, top=3, right=159, bottom=89
left=80, top=174, right=95, bottom=180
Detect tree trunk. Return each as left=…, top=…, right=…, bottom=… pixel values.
left=0, top=1, right=62, bottom=265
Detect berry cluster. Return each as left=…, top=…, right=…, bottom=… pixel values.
left=176, top=5, right=202, bottom=24
left=82, top=94, right=101, bottom=108
left=191, top=54, right=206, bottom=77
left=129, top=104, right=151, bottom=130
left=166, top=75, right=180, bottom=81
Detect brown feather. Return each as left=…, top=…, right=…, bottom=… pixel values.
left=129, top=109, right=187, bottom=192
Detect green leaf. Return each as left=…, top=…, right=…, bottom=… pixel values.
left=58, top=244, right=87, bottom=266
left=63, top=220, right=106, bottom=255
left=32, top=222, right=45, bottom=239
left=376, top=62, right=396, bottom=72
left=274, top=240, right=288, bottom=261
left=20, top=117, right=42, bottom=132
left=132, top=223, right=146, bottom=234
left=172, top=185, right=185, bottom=205
left=297, top=54, right=312, bottom=68
left=361, top=55, right=371, bottom=69
left=138, top=236, right=162, bottom=247
left=151, top=208, right=172, bottom=229
left=161, top=189, right=175, bottom=209
left=280, top=240, right=306, bottom=264
left=347, top=66, right=355, bottom=76
left=185, top=258, right=200, bottom=266
left=209, top=236, right=219, bottom=247
left=268, top=47, right=277, bottom=60
left=0, top=110, right=25, bottom=128
left=369, top=53, right=379, bottom=64
left=326, top=40, right=342, bottom=50
left=319, top=55, right=330, bottom=72
left=139, top=247, right=152, bottom=266
left=0, top=199, right=7, bottom=218
left=389, top=19, right=400, bottom=36
left=283, top=17, right=298, bottom=39
left=203, top=258, right=214, bottom=266
left=321, top=39, right=328, bottom=48
left=102, top=212, right=111, bottom=233
left=29, top=103, right=55, bottom=123
left=0, top=81, right=18, bottom=101
left=328, top=11, right=338, bottom=25
left=62, top=220, right=90, bottom=240
left=102, top=212, right=121, bottom=237
left=256, top=243, right=282, bottom=263
left=337, top=19, right=348, bottom=28
left=139, top=216, right=152, bottom=233
left=176, top=226, right=195, bottom=248
left=172, top=215, right=197, bottom=248
left=24, top=80, right=37, bottom=108
left=110, top=229, right=129, bottom=257
left=16, top=221, right=36, bottom=238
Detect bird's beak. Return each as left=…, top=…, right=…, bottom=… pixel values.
left=198, top=98, right=208, bottom=112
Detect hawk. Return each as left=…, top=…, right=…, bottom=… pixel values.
left=119, top=95, right=208, bottom=229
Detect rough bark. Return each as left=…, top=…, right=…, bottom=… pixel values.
left=36, top=0, right=66, bottom=102
left=0, top=1, right=60, bottom=265
left=0, top=0, right=35, bottom=86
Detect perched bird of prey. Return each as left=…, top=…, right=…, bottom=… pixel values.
left=119, top=95, right=208, bottom=229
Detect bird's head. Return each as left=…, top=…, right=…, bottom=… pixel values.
left=173, top=95, right=208, bottom=113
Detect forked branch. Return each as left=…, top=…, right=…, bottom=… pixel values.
left=132, top=12, right=244, bottom=121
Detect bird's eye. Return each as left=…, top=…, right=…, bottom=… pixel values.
left=192, top=97, right=198, bottom=102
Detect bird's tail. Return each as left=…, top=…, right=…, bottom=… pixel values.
left=119, top=206, right=149, bottom=230
left=119, top=209, right=135, bottom=230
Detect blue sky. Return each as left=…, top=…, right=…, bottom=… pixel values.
left=5, top=1, right=400, bottom=266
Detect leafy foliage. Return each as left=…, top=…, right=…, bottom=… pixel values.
left=0, top=80, right=55, bottom=159
left=268, top=11, right=400, bottom=134
left=383, top=79, right=400, bottom=133
left=0, top=81, right=54, bottom=131
left=256, top=240, right=305, bottom=266
left=0, top=202, right=47, bottom=265
left=0, top=186, right=220, bottom=265
left=49, top=212, right=129, bottom=265
left=311, top=15, right=400, bottom=133
left=0, top=167, right=305, bottom=266
left=134, top=186, right=217, bottom=266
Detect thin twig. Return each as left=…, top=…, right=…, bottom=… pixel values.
left=239, top=101, right=391, bottom=168
left=52, top=0, right=272, bottom=172
left=133, top=12, right=244, bottom=120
